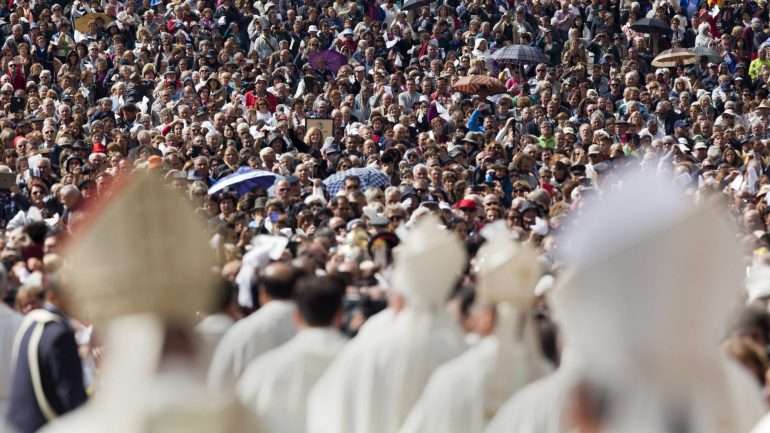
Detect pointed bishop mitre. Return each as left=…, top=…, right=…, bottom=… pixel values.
left=392, top=214, right=467, bottom=307
left=476, top=221, right=541, bottom=308
left=63, top=173, right=217, bottom=326
left=552, top=169, right=743, bottom=391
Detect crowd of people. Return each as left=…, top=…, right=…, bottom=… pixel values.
left=4, top=0, right=770, bottom=430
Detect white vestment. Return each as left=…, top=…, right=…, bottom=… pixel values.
left=400, top=307, right=552, bottom=433
left=39, top=315, right=263, bottom=433
left=0, top=303, right=22, bottom=416
left=237, top=327, right=347, bottom=433
left=306, top=307, right=466, bottom=433
left=485, top=354, right=765, bottom=433
left=195, top=313, right=235, bottom=369
left=208, top=300, right=296, bottom=389
left=485, top=362, right=578, bottom=433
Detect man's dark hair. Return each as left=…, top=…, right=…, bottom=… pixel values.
left=344, top=175, right=361, bottom=186
left=294, top=275, right=344, bottom=327
left=214, top=277, right=237, bottom=312
left=259, top=262, right=299, bottom=300
left=24, top=221, right=48, bottom=245
left=731, top=305, right=770, bottom=346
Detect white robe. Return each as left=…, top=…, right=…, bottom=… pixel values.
left=306, top=307, right=465, bottom=433
left=195, top=313, right=235, bottom=369
left=236, top=327, right=347, bottom=433
left=484, top=364, right=577, bottom=433
left=0, top=303, right=22, bottom=416
left=208, top=300, right=296, bottom=390
left=400, top=308, right=552, bottom=433
left=485, top=356, right=766, bottom=433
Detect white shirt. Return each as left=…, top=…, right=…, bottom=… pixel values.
left=306, top=307, right=465, bottom=433
left=0, top=303, right=22, bottom=416
left=207, top=300, right=296, bottom=390
left=237, top=327, right=347, bottom=433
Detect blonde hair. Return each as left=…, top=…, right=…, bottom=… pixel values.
left=304, top=126, right=323, bottom=144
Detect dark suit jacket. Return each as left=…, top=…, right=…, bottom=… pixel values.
left=6, top=307, right=87, bottom=433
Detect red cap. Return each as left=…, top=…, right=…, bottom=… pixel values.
left=92, top=142, right=106, bottom=154
left=454, top=198, right=477, bottom=211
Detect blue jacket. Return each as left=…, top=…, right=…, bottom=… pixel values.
left=6, top=307, right=87, bottom=433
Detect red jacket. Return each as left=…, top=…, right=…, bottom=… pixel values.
left=6, top=66, right=25, bottom=91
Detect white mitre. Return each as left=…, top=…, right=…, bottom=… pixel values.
left=553, top=169, right=759, bottom=433
left=392, top=214, right=467, bottom=307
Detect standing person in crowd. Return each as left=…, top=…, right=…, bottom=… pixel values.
left=237, top=275, right=347, bottom=433
left=208, top=262, right=299, bottom=389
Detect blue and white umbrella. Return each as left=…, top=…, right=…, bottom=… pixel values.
left=323, top=166, right=391, bottom=197
left=208, top=167, right=280, bottom=196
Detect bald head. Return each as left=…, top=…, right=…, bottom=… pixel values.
left=260, top=262, right=299, bottom=301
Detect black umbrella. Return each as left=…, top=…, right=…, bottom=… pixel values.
left=490, top=45, right=549, bottom=66
left=630, top=17, right=671, bottom=35
left=630, top=18, right=671, bottom=54
left=401, top=0, right=430, bottom=10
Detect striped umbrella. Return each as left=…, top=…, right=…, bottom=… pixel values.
left=207, top=167, right=280, bottom=196
left=490, top=45, right=549, bottom=66
left=651, top=48, right=697, bottom=68
left=452, top=75, right=507, bottom=95
left=323, top=167, right=391, bottom=197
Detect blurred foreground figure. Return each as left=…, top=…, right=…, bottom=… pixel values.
left=307, top=215, right=467, bottom=433
left=487, top=170, right=766, bottom=433
left=400, top=221, right=551, bottom=433
left=36, top=174, right=261, bottom=433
